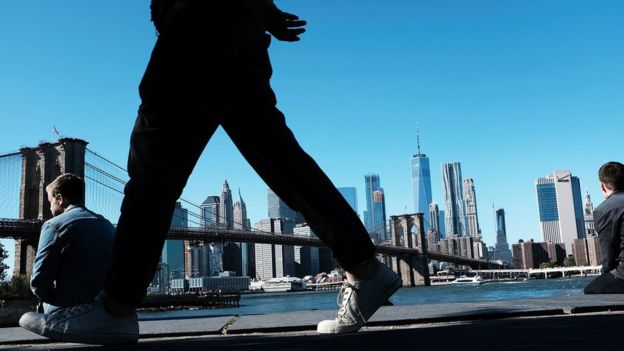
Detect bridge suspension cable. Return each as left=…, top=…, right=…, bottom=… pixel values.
left=84, top=148, right=270, bottom=236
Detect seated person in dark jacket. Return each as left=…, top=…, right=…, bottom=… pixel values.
left=585, top=161, right=624, bottom=294
left=30, top=173, right=115, bottom=313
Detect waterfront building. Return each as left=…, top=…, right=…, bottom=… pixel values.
left=267, top=188, right=305, bottom=224
left=162, top=201, right=187, bottom=280
left=586, top=235, right=602, bottom=266
left=535, top=170, right=586, bottom=254
left=184, top=241, right=222, bottom=277
left=222, top=242, right=242, bottom=276
left=441, top=162, right=466, bottom=236
left=219, top=180, right=234, bottom=229
left=337, top=187, right=359, bottom=216
left=583, top=191, right=596, bottom=236
left=364, top=174, right=387, bottom=243
left=572, top=235, right=602, bottom=267
left=511, top=240, right=566, bottom=269
left=293, top=224, right=320, bottom=277
left=254, top=218, right=295, bottom=280
left=463, top=178, right=481, bottom=238
left=572, top=239, right=589, bottom=266
left=411, top=132, right=433, bottom=228
left=493, top=208, right=513, bottom=264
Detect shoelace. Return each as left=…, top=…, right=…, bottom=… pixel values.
left=335, top=281, right=366, bottom=323
left=52, top=301, right=98, bottom=320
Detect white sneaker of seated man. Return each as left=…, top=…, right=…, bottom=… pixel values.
left=317, top=263, right=402, bottom=334
left=19, top=294, right=139, bottom=345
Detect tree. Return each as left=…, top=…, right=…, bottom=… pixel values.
left=563, top=256, right=576, bottom=267
left=0, top=242, right=9, bottom=282
left=540, top=261, right=555, bottom=269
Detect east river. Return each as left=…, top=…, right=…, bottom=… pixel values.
left=139, top=276, right=595, bottom=320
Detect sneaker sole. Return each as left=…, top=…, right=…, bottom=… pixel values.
left=43, top=327, right=138, bottom=345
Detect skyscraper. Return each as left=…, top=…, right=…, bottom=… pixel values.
left=428, top=202, right=441, bottom=236
left=267, top=188, right=305, bottom=224
left=411, top=130, right=432, bottom=228
left=441, top=162, right=466, bottom=236
left=219, top=180, right=234, bottom=229
left=493, top=208, right=513, bottom=263
left=463, top=178, right=481, bottom=238
left=536, top=170, right=586, bottom=254
left=233, top=190, right=252, bottom=276
left=364, top=174, right=387, bottom=243
left=293, top=224, right=320, bottom=277
left=161, top=201, right=187, bottom=279
left=254, top=218, right=295, bottom=280
left=337, top=187, right=358, bottom=215
left=200, top=195, right=220, bottom=227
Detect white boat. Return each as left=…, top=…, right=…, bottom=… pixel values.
left=262, top=277, right=307, bottom=293
left=451, top=275, right=484, bottom=285
left=430, top=271, right=456, bottom=285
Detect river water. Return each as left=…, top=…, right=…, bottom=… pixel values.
left=139, top=276, right=595, bottom=320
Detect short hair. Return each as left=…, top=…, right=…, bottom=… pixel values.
left=598, top=162, right=624, bottom=191
left=46, top=173, right=85, bottom=205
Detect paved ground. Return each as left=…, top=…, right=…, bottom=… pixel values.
left=1, top=294, right=623, bottom=350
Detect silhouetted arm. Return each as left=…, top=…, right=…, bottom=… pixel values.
left=245, top=0, right=306, bottom=42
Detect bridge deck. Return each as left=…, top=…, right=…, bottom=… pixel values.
left=1, top=219, right=502, bottom=268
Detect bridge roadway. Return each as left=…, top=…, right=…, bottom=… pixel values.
left=0, top=218, right=501, bottom=268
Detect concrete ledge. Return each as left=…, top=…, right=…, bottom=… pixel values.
left=1, top=295, right=623, bottom=346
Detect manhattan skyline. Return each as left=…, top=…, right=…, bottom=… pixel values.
left=1, top=1, right=623, bottom=270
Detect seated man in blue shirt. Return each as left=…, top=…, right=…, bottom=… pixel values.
left=30, top=173, right=115, bottom=313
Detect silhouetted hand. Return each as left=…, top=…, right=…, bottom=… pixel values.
left=245, top=0, right=306, bottom=42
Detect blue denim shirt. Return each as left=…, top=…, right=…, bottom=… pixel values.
left=30, top=205, right=115, bottom=312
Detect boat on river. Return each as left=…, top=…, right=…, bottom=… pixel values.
left=451, top=275, right=485, bottom=285
left=262, top=277, right=307, bottom=293
left=430, top=271, right=457, bottom=285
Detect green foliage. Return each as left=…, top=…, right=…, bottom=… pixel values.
left=0, top=275, right=35, bottom=301
left=0, top=242, right=9, bottom=281
left=540, top=261, right=555, bottom=269
left=563, top=256, right=576, bottom=267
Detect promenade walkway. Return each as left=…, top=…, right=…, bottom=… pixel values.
left=1, top=294, right=623, bottom=350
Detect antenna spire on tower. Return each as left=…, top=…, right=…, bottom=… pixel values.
left=416, top=127, right=422, bottom=155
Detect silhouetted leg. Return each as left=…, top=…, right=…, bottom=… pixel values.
left=221, top=43, right=375, bottom=270
left=104, top=3, right=239, bottom=306
left=584, top=272, right=624, bottom=294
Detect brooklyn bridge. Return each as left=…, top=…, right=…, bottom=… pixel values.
left=0, top=138, right=503, bottom=287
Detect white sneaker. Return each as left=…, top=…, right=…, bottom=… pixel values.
left=317, top=263, right=402, bottom=334
left=19, top=297, right=139, bottom=345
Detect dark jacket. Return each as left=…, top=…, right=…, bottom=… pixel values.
left=593, top=191, right=624, bottom=273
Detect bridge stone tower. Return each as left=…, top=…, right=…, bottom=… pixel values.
left=390, top=213, right=430, bottom=287
left=13, top=138, right=88, bottom=277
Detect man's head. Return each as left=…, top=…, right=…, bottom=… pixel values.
left=598, top=161, right=624, bottom=198
left=45, top=173, right=85, bottom=216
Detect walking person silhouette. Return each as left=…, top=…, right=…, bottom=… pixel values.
left=20, top=0, right=401, bottom=344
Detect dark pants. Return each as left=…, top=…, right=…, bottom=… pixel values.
left=584, top=272, right=624, bottom=294
left=104, top=1, right=375, bottom=306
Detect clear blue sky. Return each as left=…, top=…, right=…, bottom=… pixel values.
left=1, top=1, right=623, bottom=273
